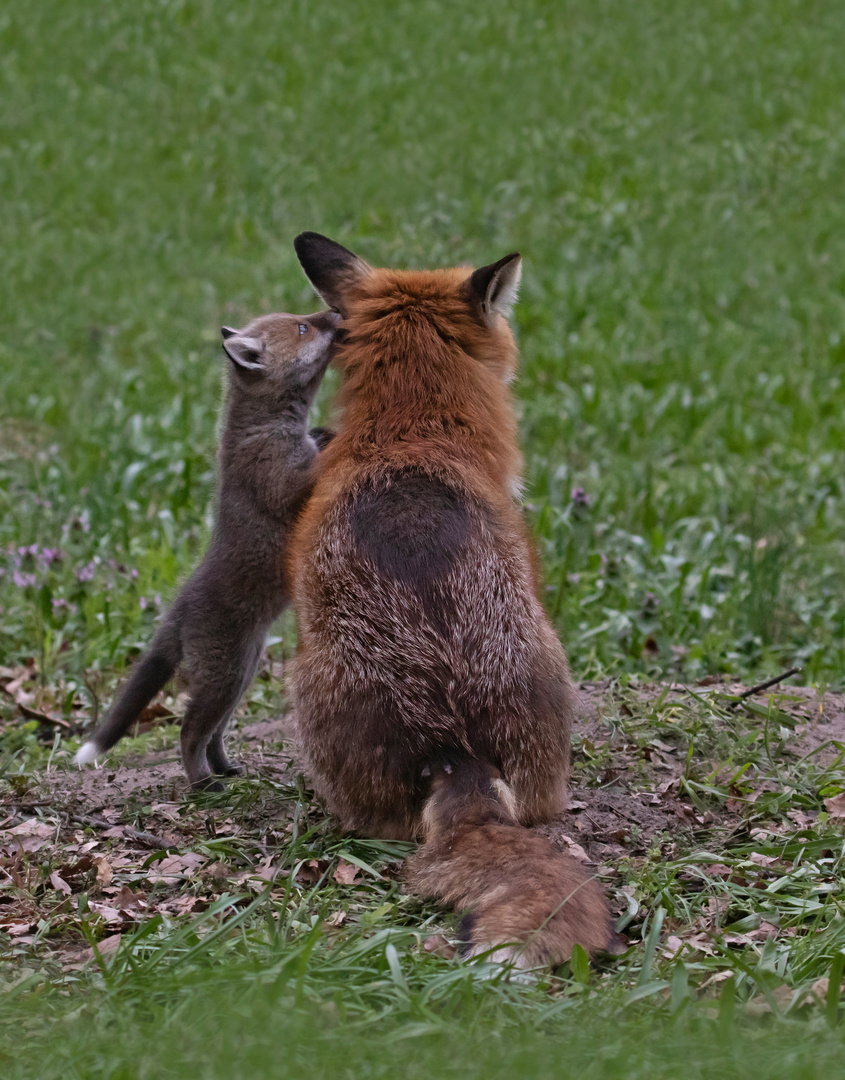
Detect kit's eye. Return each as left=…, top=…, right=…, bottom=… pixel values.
left=298, top=323, right=308, bottom=335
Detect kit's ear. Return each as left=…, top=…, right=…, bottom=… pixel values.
left=220, top=326, right=238, bottom=340
left=222, top=334, right=265, bottom=372
left=466, top=253, right=522, bottom=325
left=293, top=232, right=372, bottom=315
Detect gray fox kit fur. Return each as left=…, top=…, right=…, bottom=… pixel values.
left=75, top=309, right=338, bottom=789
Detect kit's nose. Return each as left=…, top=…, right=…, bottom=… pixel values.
left=310, top=310, right=343, bottom=333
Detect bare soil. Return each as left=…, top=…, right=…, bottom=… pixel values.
left=2, top=677, right=843, bottom=965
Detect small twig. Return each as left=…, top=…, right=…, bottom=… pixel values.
left=3, top=804, right=175, bottom=849
left=17, top=703, right=73, bottom=730
left=727, top=667, right=802, bottom=710
left=3, top=799, right=55, bottom=808
left=67, top=813, right=174, bottom=850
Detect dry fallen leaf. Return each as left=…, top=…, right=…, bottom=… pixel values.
left=145, top=852, right=204, bottom=884
left=747, top=852, right=779, bottom=868
left=559, top=835, right=591, bottom=863
left=705, top=896, right=731, bottom=924
left=744, top=983, right=796, bottom=1016
left=332, top=859, right=361, bottom=885
left=157, top=894, right=205, bottom=916
left=661, top=934, right=685, bottom=959
left=5, top=819, right=56, bottom=854
left=324, top=910, right=347, bottom=928
left=113, top=885, right=145, bottom=911
left=95, top=858, right=114, bottom=888
left=3, top=671, right=35, bottom=704
left=295, top=859, right=328, bottom=887
left=134, top=703, right=177, bottom=733
left=699, top=969, right=735, bottom=989
left=424, top=934, right=456, bottom=960
left=75, top=933, right=123, bottom=964
left=87, top=902, right=123, bottom=924
left=238, top=859, right=281, bottom=885
left=810, top=975, right=845, bottom=1002
left=202, top=862, right=230, bottom=886
left=2, top=921, right=36, bottom=937
left=824, top=793, right=845, bottom=818
left=57, top=855, right=96, bottom=879
left=50, top=871, right=71, bottom=896
left=701, top=863, right=733, bottom=878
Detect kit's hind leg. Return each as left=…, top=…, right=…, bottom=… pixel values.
left=205, top=639, right=263, bottom=779
left=181, top=677, right=247, bottom=791
left=206, top=724, right=244, bottom=777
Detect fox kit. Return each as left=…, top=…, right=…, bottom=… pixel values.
left=75, top=309, right=339, bottom=789
left=289, top=233, right=616, bottom=966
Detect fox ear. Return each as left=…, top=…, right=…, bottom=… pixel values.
left=294, top=232, right=371, bottom=315
left=467, top=253, right=522, bottom=325
left=223, top=335, right=265, bottom=373
left=220, top=326, right=238, bottom=340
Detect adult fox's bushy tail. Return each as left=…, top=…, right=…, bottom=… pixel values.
left=74, top=622, right=182, bottom=765
left=408, top=760, right=620, bottom=968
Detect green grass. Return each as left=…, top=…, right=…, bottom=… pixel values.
left=5, top=927, right=845, bottom=1080
left=3, top=0, right=845, bottom=1073
left=3, top=0, right=845, bottom=688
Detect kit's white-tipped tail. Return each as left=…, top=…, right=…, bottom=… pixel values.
left=74, top=741, right=100, bottom=766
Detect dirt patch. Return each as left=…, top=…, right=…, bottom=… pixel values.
left=2, top=675, right=842, bottom=964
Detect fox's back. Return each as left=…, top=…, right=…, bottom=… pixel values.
left=289, top=237, right=574, bottom=835
left=297, top=466, right=542, bottom=687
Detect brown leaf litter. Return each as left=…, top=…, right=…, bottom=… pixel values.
left=1, top=678, right=843, bottom=969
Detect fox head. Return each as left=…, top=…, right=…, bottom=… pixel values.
left=220, top=310, right=340, bottom=403
left=293, top=233, right=522, bottom=382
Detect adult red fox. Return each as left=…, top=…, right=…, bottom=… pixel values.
left=289, top=234, right=617, bottom=966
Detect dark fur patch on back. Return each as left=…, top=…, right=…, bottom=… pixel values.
left=456, top=912, right=476, bottom=956
left=350, top=470, right=471, bottom=583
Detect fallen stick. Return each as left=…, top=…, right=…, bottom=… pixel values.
left=67, top=813, right=174, bottom=850
left=727, top=666, right=802, bottom=710
left=3, top=805, right=175, bottom=850
left=18, top=703, right=73, bottom=730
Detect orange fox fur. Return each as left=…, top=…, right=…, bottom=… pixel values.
left=408, top=760, right=617, bottom=967
left=288, top=233, right=616, bottom=964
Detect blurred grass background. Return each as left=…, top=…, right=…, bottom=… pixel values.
left=2, top=0, right=845, bottom=686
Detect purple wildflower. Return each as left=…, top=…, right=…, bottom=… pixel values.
left=39, top=548, right=64, bottom=568
left=75, top=561, right=96, bottom=583
left=571, top=487, right=592, bottom=508
left=13, top=570, right=37, bottom=588
left=139, top=596, right=147, bottom=610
